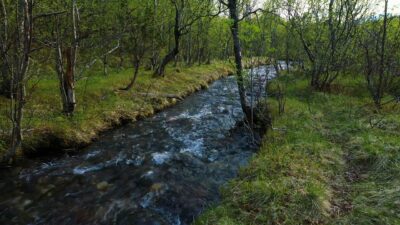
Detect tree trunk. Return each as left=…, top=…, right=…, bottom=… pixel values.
left=0, top=0, right=10, bottom=98
left=155, top=47, right=179, bottom=76
left=103, top=54, right=108, bottom=76
left=0, top=66, right=10, bottom=97
left=6, top=0, right=33, bottom=163
left=9, top=78, right=25, bottom=163
left=54, top=1, right=78, bottom=115
left=228, top=0, right=251, bottom=119
left=376, top=0, right=389, bottom=108
left=121, top=58, right=140, bottom=91
left=55, top=45, right=76, bottom=115
left=273, top=61, right=281, bottom=77
left=117, top=48, right=124, bottom=72
left=63, top=48, right=76, bottom=114
left=186, top=30, right=192, bottom=65
left=285, top=5, right=291, bottom=73
left=154, top=2, right=181, bottom=76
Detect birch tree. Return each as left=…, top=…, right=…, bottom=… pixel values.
left=1, top=0, right=34, bottom=162
left=53, top=0, right=79, bottom=115
left=219, top=0, right=265, bottom=120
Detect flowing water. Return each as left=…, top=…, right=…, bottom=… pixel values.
left=0, top=65, right=280, bottom=225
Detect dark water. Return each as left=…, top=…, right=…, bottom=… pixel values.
left=0, top=65, right=279, bottom=225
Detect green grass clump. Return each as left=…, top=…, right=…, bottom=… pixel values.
left=197, top=73, right=400, bottom=225
left=0, top=62, right=233, bottom=157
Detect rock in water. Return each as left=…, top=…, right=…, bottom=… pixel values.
left=97, top=181, right=110, bottom=192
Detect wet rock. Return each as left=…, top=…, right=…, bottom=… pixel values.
left=23, top=199, right=33, bottom=208
left=138, top=170, right=157, bottom=187
left=150, top=183, right=168, bottom=195
left=207, top=149, right=219, bottom=162
left=170, top=98, right=178, bottom=104
left=176, top=153, right=205, bottom=168
left=97, top=181, right=111, bottom=192
left=39, top=184, right=55, bottom=195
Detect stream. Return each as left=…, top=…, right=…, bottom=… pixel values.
left=0, top=65, right=281, bottom=225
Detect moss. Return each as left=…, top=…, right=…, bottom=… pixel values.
left=0, top=62, right=234, bottom=157
left=196, top=73, right=400, bottom=225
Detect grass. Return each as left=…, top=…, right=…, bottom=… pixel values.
left=0, top=61, right=234, bottom=158
left=196, top=72, right=400, bottom=225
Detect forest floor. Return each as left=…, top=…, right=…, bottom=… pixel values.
left=0, top=62, right=237, bottom=159
left=197, top=73, right=400, bottom=225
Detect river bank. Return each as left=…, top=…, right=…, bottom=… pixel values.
left=0, top=62, right=238, bottom=160
left=196, top=73, right=400, bottom=224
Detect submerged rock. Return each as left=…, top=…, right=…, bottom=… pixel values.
left=97, top=181, right=111, bottom=192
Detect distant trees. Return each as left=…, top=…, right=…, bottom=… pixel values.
left=286, top=0, right=400, bottom=106
left=208, top=18, right=232, bottom=60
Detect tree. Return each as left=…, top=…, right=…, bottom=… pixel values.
left=219, top=0, right=264, bottom=120
left=120, top=1, right=152, bottom=90
left=52, top=0, right=79, bottom=115
left=87, top=0, right=125, bottom=76
left=154, top=0, right=214, bottom=76
left=360, top=0, right=400, bottom=108
left=0, top=0, right=10, bottom=98
left=1, top=0, right=34, bottom=162
left=290, top=0, right=366, bottom=90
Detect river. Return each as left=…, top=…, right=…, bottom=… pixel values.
left=0, top=65, right=280, bottom=225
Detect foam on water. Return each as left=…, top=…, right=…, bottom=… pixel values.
left=84, top=150, right=101, bottom=159
left=179, top=138, right=204, bottom=157
left=73, top=164, right=104, bottom=175
left=73, top=152, right=127, bottom=174
left=152, top=152, right=172, bottom=165
left=126, top=155, right=145, bottom=166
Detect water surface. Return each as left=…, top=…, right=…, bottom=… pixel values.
left=0, top=65, right=279, bottom=225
